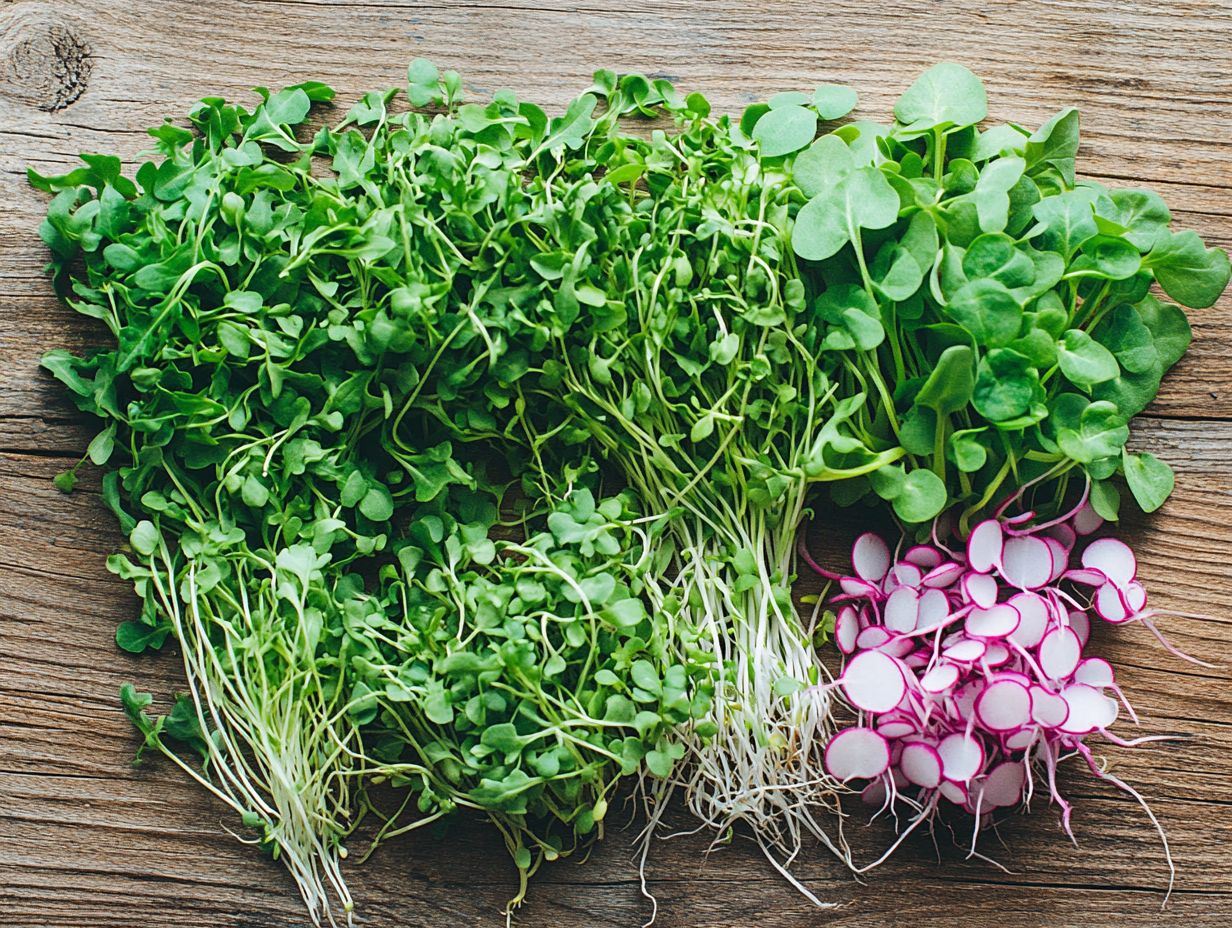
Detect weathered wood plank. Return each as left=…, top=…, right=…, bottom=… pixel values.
left=2, top=1, right=1232, bottom=926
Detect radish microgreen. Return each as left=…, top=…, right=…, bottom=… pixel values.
left=32, top=58, right=1229, bottom=921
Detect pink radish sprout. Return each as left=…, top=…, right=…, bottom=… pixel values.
left=806, top=502, right=1210, bottom=899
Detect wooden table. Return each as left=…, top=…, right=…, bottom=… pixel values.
left=2, top=1, right=1230, bottom=925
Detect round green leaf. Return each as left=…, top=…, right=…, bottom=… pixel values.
left=1134, top=295, right=1192, bottom=369
left=962, top=233, right=1034, bottom=288
left=1092, top=365, right=1163, bottom=420
left=946, top=279, right=1023, bottom=347
left=971, top=123, right=1029, bottom=162
left=116, top=619, right=169, bottom=654
left=1068, top=235, right=1141, bottom=280
left=894, top=62, right=988, bottom=135
left=793, top=135, right=855, bottom=198
left=1025, top=107, right=1080, bottom=184
left=1057, top=401, right=1129, bottom=463
left=130, top=520, right=159, bottom=557
left=1146, top=229, right=1232, bottom=309
left=1122, top=450, right=1174, bottom=513
left=481, top=722, right=525, bottom=754
left=645, top=748, right=673, bottom=778
left=1057, top=329, right=1119, bottom=387
left=242, top=474, right=270, bottom=508
left=793, top=166, right=899, bottom=262
left=816, top=284, right=884, bottom=351
left=1105, top=188, right=1170, bottom=252
left=513, top=846, right=533, bottom=871
left=972, top=348, right=1038, bottom=422
left=916, top=344, right=975, bottom=415
left=630, top=659, right=661, bottom=694
left=739, top=102, right=771, bottom=137
left=594, top=668, right=620, bottom=687
left=949, top=430, right=988, bottom=473
left=1089, top=478, right=1121, bottom=522
left=769, top=91, right=811, bottom=109
left=898, top=406, right=938, bottom=455
left=359, top=484, right=395, bottom=521
left=690, top=414, right=715, bottom=443
left=340, top=469, right=368, bottom=507
left=1009, top=327, right=1057, bottom=369
left=1046, top=392, right=1088, bottom=436
left=685, top=91, right=711, bottom=117
left=1093, top=304, right=1158, bottom=375
left=752, top=104, right=818, bottom=158
left=813, top=84, right=858, bottom=120
left=869, top=464, right=906, bottom=501
left=871, top=242, right=924, bottom=300
left=972, top=156, right=1025, bottom=233
left=1031, top=188, right=1098, bottom=258
left=892, top=468, right=948, bottom=523
left=792, top=192, right=849, bottom=261
left=86, top=423, right=116, bottom=466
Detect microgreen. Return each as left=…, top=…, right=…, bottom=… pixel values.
left=808, top=508, right=1202, bottom=893
left=360, top=481, right=711, bottom=907
left=32, top=58, right=1230, bottom=924
left=769, top=62, right=1230, bottom=530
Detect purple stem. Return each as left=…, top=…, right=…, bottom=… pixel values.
left=1139, top=617, right=1221, bottom=669
left=1005, top=477, right=1092, bottom=537
left=1075, top=740, right=1174, bottom=903
left=796, top=532, right=843, bottom=580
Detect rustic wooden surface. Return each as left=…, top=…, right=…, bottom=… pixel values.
left=2, top=1, right=1231, bottom=926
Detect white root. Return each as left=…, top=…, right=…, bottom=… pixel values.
left=147, top=546, right=358, bottom=926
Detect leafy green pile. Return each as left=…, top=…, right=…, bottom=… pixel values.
left=767, top=63, right=1229, bottom=529
left=30, top=65, right=777, bottom=922
left=497, top=73, right=906, bottom=869
left=365, top=483, right=711, bottom=906
left=32, top=59, right=1228, bottom=924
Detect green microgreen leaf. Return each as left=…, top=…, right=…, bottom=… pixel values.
left=1103, top=188, right=1170, bottom=251
left=1122, top=450, right=1175, bottom=513
left=893, top=62, right=988, bottom=136
left=1089, top=478, right=1122, bottom=521
left=1057, top=401, right=1129, bottom=463
left=753, top=104, right=818, bottom=158
left=1024, top=107, right=1079, bottom=185
left=972, top=348, right=1038, bottom=422
left=793, top=166, right=899, bottom=261
left=891, top=468, right=948, bottom=523
left=916, top=345, right=974, bottom=416
left=946, top=279, right=1023, bottom=347
left=1057, top=329, right=1120, bottom=388
left=812, top=84, right=858, bottom=120
left=1146, top=229, right=1232, bottom=309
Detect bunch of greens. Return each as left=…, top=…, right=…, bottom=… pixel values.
left=361, top=481, right=712, bottom=908
left=753, top=62, right=1229, bottom=530
left=525, top=74, right=901, bottom=875
left=291, top=65, right=884, bottom=874
left=32, top=85, right=409, bottom=918
left=29, top=73, right=718, bottom=922
left=31, top=57, right=1230, bottom=924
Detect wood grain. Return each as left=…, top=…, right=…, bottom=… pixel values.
left=1, top=2, right=1230, bottom=926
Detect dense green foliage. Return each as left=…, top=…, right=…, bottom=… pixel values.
left=32, top=59, right=1228, bottom=923
left=773, top=64, right=1229, bottom=528
left=31, top=68, right=733, bottom=920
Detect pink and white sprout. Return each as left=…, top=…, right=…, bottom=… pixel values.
left=803, top=500, right=1207, bottom=895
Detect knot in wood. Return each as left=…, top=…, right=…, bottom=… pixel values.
left=0, top=4, right=91, bottom=112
